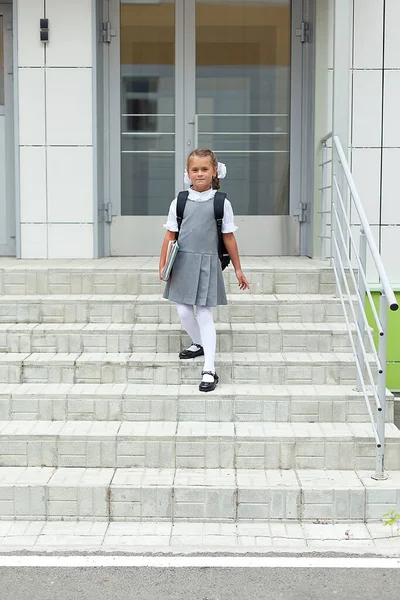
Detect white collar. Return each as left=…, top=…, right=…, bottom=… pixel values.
left=187, top=188, right=216, bottom=202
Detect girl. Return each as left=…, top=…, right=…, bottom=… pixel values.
left=159, top=148, right=250, bottom=392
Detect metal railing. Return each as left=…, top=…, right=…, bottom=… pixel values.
left=320, top=133, right=398, bottom=480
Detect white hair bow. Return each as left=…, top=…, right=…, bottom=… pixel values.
left=184, top=162, right=227, bottom=186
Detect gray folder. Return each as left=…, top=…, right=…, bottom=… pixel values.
left=161, top=240, right=179, bottom=281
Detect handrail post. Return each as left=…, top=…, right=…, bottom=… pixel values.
left=321, top=143, right=328, bottom=260
left=356, top=229, right=367, bottom=390
left=373, top=290, right=389, bottom=480
left=337, top=163, right=349, bottom=264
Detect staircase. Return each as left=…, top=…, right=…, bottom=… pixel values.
left=0, top=257, right=399, bottom=534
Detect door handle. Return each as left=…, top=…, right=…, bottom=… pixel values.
left=187, top=116, right=199, bottom=148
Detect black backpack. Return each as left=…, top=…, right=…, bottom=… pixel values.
left=175, top=191, right=231, bottom=271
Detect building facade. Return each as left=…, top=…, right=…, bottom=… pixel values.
left=0, top=1, right=399, bottom=376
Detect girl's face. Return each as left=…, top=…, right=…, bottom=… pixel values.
left=187, top=156, right=217, bottom=192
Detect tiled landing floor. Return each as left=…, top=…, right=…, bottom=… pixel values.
left=0, top=521, right=399, bottom=556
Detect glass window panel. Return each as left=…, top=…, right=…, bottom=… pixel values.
left=196, top=0, right=291, bottom=216
left=212, top=153, right=289, bottom=216
left=120, top=2, right=175, bottom=216
left=198, top=133, right=289, bottom=153
left=199, top=115, right=289, bottom=135
left=0, top=17, right=4, bottom=105
left=121, top=153, right=174, bottom=216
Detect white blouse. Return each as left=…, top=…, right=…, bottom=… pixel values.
left=163, top=188, right=238, bottom=233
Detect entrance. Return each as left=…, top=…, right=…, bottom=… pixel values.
left=0, top=3, right=15, bottom=256
left=103, top=0, right=313, bottom=256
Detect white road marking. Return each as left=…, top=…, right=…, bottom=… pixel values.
left=0, top=556, right=399, bottom=568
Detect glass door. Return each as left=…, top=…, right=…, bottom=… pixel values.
left=120, top=0, right=176, bottom=217
left=193, top=0, right=291, bottom=217
left=109, top=0, right=303, bottom=256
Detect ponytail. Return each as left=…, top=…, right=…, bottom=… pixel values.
left=212, top=175, right=220, bottom=190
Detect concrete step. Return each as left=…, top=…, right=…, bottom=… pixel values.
left=0, top=257, right=339, bottom=296
left=0, top=420, right=399, bottom=470
left=0, top=466, right=398, bottom=522
left=0, top=294, right=347, bottom=324
left=0, top=322, right=354, bottom=354
left=0, top=383, right=392, bottom=424
left=0, top=352, right=365, bottom=385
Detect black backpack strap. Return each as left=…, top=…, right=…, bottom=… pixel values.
left=214, top=192, right=227, bottom=234
left=176, top=191, right=189, bottom=238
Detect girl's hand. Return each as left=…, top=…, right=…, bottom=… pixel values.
left=159, top=267, right=166, bottom=281
left=235, top=269, right=250, bottom=291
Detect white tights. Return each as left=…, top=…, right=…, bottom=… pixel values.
left=175, top=303, right=216, bottom=375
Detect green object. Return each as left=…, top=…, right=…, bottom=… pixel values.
left=382, top=509, right=400, bottom=537
left=366, top=292, right=400, bottom=392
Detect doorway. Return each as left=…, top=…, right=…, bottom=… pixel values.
left=102, top=0, right=313, bottom=256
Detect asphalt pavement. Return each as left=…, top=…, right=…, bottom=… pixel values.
left=1, top=564, right=400, bottom=600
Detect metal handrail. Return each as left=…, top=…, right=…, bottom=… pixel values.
left=320, top=132, right=398, bottom=480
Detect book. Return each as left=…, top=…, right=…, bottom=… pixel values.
left=161, top=239, right=179, bottom=281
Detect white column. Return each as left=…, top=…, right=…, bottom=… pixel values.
left=17, top=0, right=95, bottom=258
left=332, top=0, right=352, bottom=157
left=351, top=0, right=384, bottom=284
left=380, top=0, right=400, bottom=284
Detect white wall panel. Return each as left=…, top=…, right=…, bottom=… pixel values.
left=45, top=68, right=93, bottom=146
left=351, top=148, right=381, bottom=225
left=353, top=0, right=383, bottom=69
left=17, top=0, right=45, bottom=67
left=326, top=68, right=333, bottom=135
left=0, top=118, right=7, bottom=244
left=19, top=147, right=47, bottom=223
left=381, top=148, right=400, bottom=225
left=18, top=68, right=46, bottom=146
left=384, top=0, right=400, bottom=69
left=383, top=71, right=400, bottom=148
left=381, top=226, right=400, bottom=284
left=352, top=70, right=382, bottom=147
left=45, top=0, right=93, bottom=67
left=327, top=0, right=334, bottom=70
left=20, top=224, right=48, bottom=259
left=48, top=224, right=93, bottom=258
left=47, top=147, right=93, bottom=223
left=350, top=225, right=380, bottom=285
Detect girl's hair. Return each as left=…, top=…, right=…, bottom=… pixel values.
left=187, top=148, right=220, bottom=190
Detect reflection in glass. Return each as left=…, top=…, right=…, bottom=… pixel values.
left=120, top=2, right=175, bottom=215
left=0, top=17, right=4, bottom=105
left=196, top=1, right=291, bottom=216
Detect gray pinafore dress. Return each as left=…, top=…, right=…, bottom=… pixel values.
left=163, top=198, right=228, bottom=307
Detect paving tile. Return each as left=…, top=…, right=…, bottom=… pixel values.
left=237, top=535, right=273, bottom=548
left=306, top=539, right=376, bottom=550
left=171, top=521, right=237, bottom=547
left=41, top=521, right=108, bottom=536
left=35, top=535, right=106, bottom=547
left=373, top=538, right=400, bottom=553
left=104, top=535, right=171, bottom=547
left=111, top=468, right=175, bottom=487
left=367, top=523, right=400, bottom=539
left=0, top=536, right=40, bottom=547
left=303, top=523, right=372, bottom=540
left=107, top=522, right=172, bottom=536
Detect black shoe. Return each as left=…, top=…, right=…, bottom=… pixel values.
left=179, top=344, right=204, bottom=360
left=199, top=371, right=219, bottom=393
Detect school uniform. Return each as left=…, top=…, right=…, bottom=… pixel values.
left=163, top=188, right=237, bottom=307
